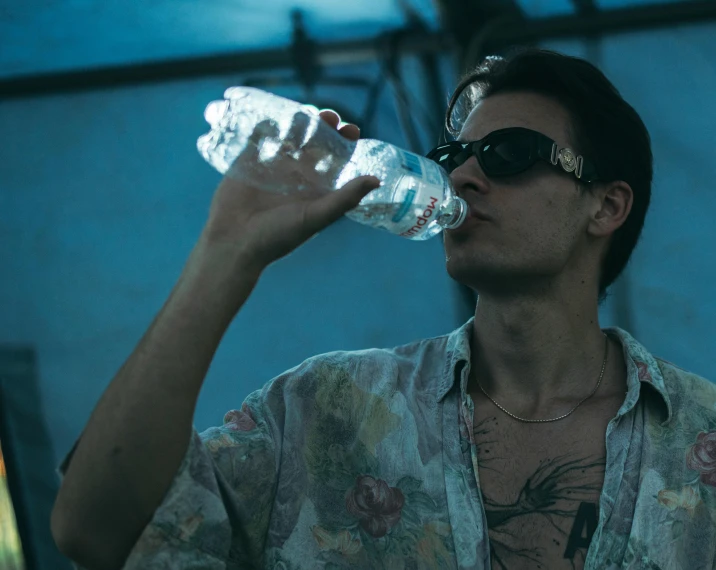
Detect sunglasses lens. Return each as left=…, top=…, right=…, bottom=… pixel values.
left=428, top=145, right=463, bottom=173
left=428, top=131, right=537, bottom=175
left=480, top=134, right=533, bottom=175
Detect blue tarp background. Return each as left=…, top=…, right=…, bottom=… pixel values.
left=0, top=1, right=714, bottom=469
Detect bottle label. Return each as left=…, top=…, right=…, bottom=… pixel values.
left=400, top=149, right=444, bottom=187
left=391, top=190, right=416, bottom=223
left=400, top=196, right=440, bottom=238
left=400, top=150, right=423, bottom=177
left=425, top=160, right=443, bottom=186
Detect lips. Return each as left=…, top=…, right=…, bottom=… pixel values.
left=447, top=210, right=491, bottom=235
left=445, top=202, right=494, bottom=236
left=467, top=202, right=493, bottom=222
left=469, top=208, right=492, bottom=222
left=459, top=195, right=493, bottom=222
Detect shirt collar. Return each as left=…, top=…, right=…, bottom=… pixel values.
left=435, top=318, right=672, bottom=425
left=603, top=326, right=673, bottom=425
left=436, top=317, right=474, bottom=403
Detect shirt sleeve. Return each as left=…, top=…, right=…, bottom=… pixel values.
left=56, top=387, right=279, bottom=570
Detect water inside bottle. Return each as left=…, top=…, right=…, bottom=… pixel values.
left=348, top=203, right=403, bottom=221
left=345, top=173, right=451, bottom=240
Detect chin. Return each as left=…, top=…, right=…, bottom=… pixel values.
left=445, top=254, right=493, bottom=289
left=445, top=237, right=495, bottom=273
left=445, top=252, right=532, bottom=294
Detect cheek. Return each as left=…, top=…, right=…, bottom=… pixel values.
left=505, top=198, right=577, bottom=254
left=506, top=200, right=556, bottom=235
left=494, top=176, right=562, bottom=228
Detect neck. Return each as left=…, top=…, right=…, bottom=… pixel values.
left=469, top=289, right=620, bottom=417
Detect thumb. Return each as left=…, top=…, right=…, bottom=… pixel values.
left=303, top=176, right=381, bottom=232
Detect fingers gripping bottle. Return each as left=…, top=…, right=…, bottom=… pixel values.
left=197, top=87, right=468, bottom=240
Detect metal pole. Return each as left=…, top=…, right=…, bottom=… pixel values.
left=1, top=0, right=715, bottom=99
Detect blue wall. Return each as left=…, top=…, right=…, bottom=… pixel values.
left=1, top=27, right=715, bottom=469
left=0, top=59, right=470, bottom=465
left=545, top=25, right=716, bottom=378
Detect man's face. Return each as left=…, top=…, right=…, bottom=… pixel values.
left=443, top=90, right=598, bottom=296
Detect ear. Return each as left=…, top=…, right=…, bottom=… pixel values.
left=588, top=180, right=633, bottom=238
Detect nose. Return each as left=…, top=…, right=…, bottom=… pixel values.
left=449, top=155, right=490, bottom=196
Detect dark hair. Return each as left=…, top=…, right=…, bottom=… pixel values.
left=446, top=48, right=653, bottom=304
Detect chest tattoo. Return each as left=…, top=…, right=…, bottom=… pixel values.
left=564, top=502, right=599, bottom=559
left=471, top=417, right=605, bottom=569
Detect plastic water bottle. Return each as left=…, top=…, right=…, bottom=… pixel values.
left=197, top=87, right=468, bottom=240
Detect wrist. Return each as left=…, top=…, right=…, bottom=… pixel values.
left=196, top=224, right=268, bottom=278
left=174, top=236, right=263, bottom=325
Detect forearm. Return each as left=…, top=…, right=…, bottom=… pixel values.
left=51, top=239, right=261, bottom=569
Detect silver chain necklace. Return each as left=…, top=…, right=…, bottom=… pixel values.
left=475, top=333, right=609, bottom=423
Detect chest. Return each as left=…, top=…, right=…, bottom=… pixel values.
left=470, top=397, right=615, bottom=570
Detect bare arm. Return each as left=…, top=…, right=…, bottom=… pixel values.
left=50, top=240, right=260, bottom=570
left=50, top=112, right=379, bottom=570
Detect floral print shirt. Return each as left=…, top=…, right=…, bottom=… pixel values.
left=58, top=319, right=716, bottom=569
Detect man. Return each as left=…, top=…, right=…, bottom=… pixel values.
left=51, top=49, right=716, bottom=570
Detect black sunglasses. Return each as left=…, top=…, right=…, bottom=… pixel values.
left=426, top=127, right=599, bottom=183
